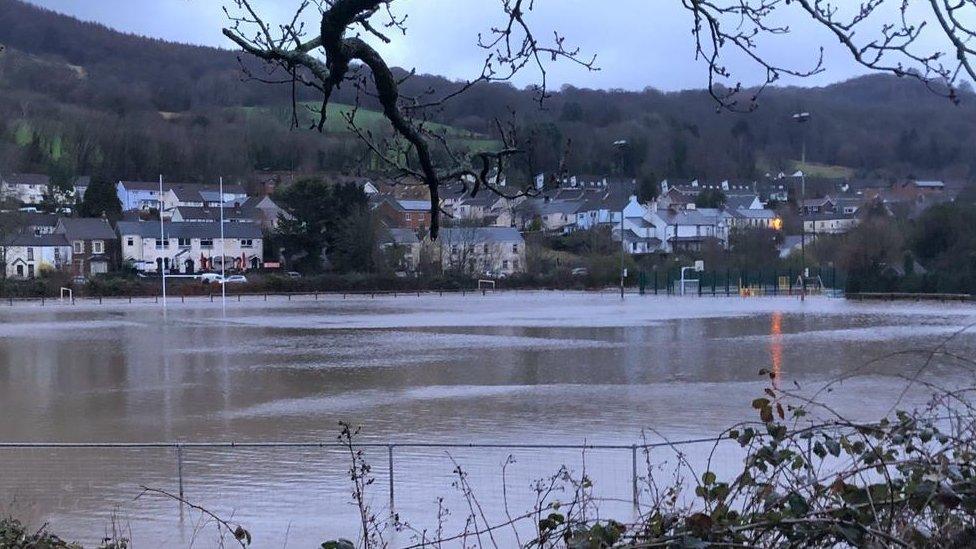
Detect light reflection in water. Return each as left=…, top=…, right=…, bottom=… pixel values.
left=770, top=311, right=783, bottom=388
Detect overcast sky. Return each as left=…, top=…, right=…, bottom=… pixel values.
left=25, top=0, right=964, bottom=91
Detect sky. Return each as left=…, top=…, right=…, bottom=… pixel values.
left=24, top=0, right=966, bottom=92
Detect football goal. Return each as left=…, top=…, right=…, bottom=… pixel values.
left=477, top=280, right=496, bottom=294
left=59, top=287, right=73, bottom=303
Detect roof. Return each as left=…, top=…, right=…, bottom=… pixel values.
left=15, top=212, right=59, bottom=227
left=380, top=227, right=420, bottom=246
left=626, top=217, right=657, bottom=228
left=116, top=221, right=263, bottom=239
left=914, top=180, right=945, bottom=189
left=725, top=194, right=761, bottom=210
left=2, top=233, right=69, bottom=247
left=397, top=200, right=431, bottom=212
left=436, top=227, right=524, bottom=244
left=171, top=206, right=256, bottom=222
left=56, top=218, right=117, bottom=240
left=621, top=229, right=662, bottom=245
left=119, top=181, right=247, bottom=196
left=664, top=208, right=724, bottom=226
left=538, top=200, right=583, bottom=216
left=730, top=209, right=777, bottom=220
left=802, top=212, right=858, bottom=221
left=2, top=173, right=50, bottom=187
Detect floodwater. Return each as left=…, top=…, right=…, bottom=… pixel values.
left=1, top=292, right=974, bottom=547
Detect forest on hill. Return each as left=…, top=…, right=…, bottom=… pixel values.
left=1, top=0, right=975, bottom=188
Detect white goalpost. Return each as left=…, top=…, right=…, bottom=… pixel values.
left=59, top=287, right=73, bottom=303
left=477, top=280, right=496, bottom=294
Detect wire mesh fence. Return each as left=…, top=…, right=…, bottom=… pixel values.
left=0, top=438, right=745, bottom=546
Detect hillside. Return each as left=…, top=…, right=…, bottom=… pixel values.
left=1, top=0, right=974, bottom=187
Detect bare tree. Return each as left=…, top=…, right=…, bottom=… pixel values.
left=223, top=1, right=975, bottom=235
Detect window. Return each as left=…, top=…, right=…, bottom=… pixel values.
left=503, top=260, right=510, bottom=270
left=155, top=239, right=169, bottom=250
left=513, top=259, right=519, bottom=270
left=27, top=265, right=34, bottom=278
left=16, top=265, right=23, bottom=277
left=200, top=238, right=214, bottom=249
left=177, top=238, right=191, bottom=248
left=483, top=244, right=489, bottom=254
left=512, top=244, right=519, bottom=254
left=126, top=238, right=134, bottom=247
left=73, top=241, right=83, bottom=254
left=27, top=248, right=34, bottom=261
left=92, top=241, right=104, bottom=254
left=241, top=239, right=253, bottom=248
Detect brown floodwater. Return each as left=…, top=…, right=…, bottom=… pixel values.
left=0, top=292, right=974, bottom=547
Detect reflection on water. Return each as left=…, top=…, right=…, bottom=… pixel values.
left=770, top=311, right=783, bottom=388
left=0, top=293, right=974, bottom=545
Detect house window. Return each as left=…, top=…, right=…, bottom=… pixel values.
left=155, top=239, right=169, bottom=250
left=27, top=265, right=34, bottom=278
left=512, top=243, right=519, bottom=254
left=92, top=241, right=104, bottom=254
left=483, top=244, right=489, bottom=254
left=126, top=237, right=134, bottom=247
left=27, top=248, right=34, bottom=261
left=73, top=241, right=83, bottom=254
left=178, top=238, right=191, bottom=248
left=241, top=239, right=253, bottom=248
left=200, top=238, right=214, bottom=249
left=513, top=259, right=519, bottom=270
left=16, top=265, right=23, bottom=277
left=503, top=260, right=510, bottom=270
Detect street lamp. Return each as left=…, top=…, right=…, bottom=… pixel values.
left=793, top=111, right=811, bottom=300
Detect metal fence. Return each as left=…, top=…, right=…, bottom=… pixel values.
left=0, top=437, right=744, bottom=545
left=0, top=438, right=729, bottom=511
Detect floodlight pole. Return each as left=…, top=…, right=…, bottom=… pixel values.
left=159, top=174, right=167, bottom=314
left=219, top=176, right=226, bottom=315
left=793, top=112, right=811, bottom=302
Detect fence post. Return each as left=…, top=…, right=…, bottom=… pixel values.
left=176, top=444, right=185, bottom=506
left=631, top=445, right=639, bottom=508
left=388, top=445, right=395, bottom=512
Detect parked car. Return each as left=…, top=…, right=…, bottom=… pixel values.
left=571, top=267, right=589, bottom=277
left=200, top=273, right=222, bottom=284
left=286, top=271, right=302, bottom=279
left=220, top=275, right=248, bottom=284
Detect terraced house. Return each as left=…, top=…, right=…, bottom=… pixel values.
left=54, top=218, right=118, bottom=277
left=117, top=221, right=263, bottom=274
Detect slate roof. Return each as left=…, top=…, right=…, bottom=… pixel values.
left=437, top=227, right=524, bottom=244
left=56, top=218, right=117, bottom=240
left=2, top=233, right=69, bottom=247
left=116, top=221, right=262, bottom=239
left=2, top=173, right=50, bottom=187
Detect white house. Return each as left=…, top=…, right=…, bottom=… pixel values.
left=802, top=213, right=860, bottom=235
left=117, top=221, right=263, bottom=274
left=425, top=227, right=526, bottom=276
left=116, top=181, right=248, bottom=212
left=0, top=234, right=72, bottom=279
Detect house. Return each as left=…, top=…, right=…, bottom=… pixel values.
left=162, top=182, right=248, bottom=210
left=116, top=181, right=167, bottom=211
left=426, top=227, right=525, bottom=276
left=724, top=194, right=764, bottom=211
left=12, top=212, right=59, bottom=236
left=117, top=221, right=264, bottom=274
left=727, top=208, right=782, bottom=231
left=0, top=234, right=72, bottom=279
left=372, top=195, right=432, bottom=229
left=662, top=206, right=730, bottom=252
left=54, top=218, right=119, bottom=277
left=802, top=212, right=860, bottom=235
left=378, top=227, right=421, bottom=273
left=116, top=181, right=248, bottom=212
left=1, top=173, right=49, bottom=205
left=0, top=173, right=90, bottom=210
left=799, top=196, right=836, bottom=215
left=239, top=195, right=290, bottom=230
